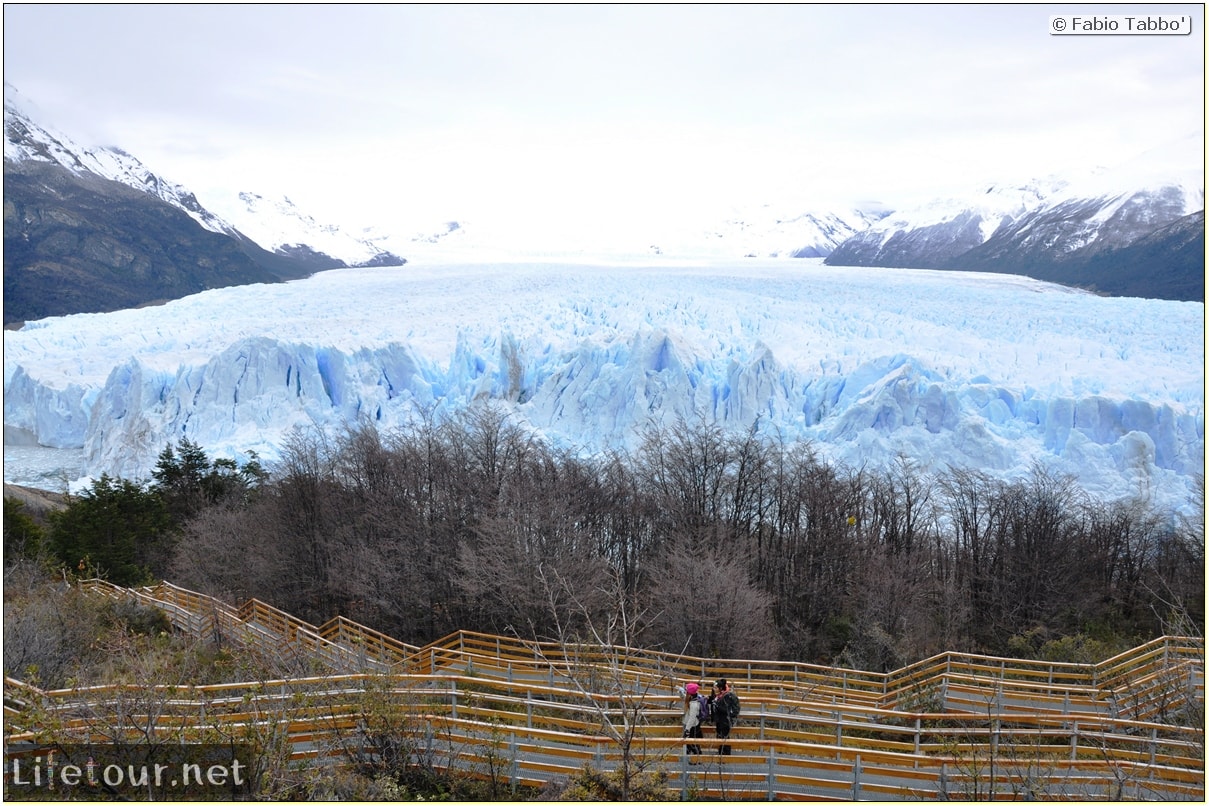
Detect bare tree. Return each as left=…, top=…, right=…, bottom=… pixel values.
left=457, top=514, right=612, bottom=639
left=642, top=532, right=780, bottom=660
left=530, top=562, right=681, bottom=801
left=170, top=504, right=285, bottom=605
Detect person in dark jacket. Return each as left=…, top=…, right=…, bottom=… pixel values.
left=710, top=679, right=736, bottom=755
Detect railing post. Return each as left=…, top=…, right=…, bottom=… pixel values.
left=851, top=755, right=862, bottom=800
left=509, top=733, right=518, bottom=796
left=680, top=750, right=689, bottom=801
left=759, top=701, right=765, bottom=739
left=914, top=717, right=921, bottom=755
left=451, top=678, right=458, bottom=719
left=526, top=694, right=533, bottom=729
left=766, top=745, right=776, bottom=800
left=1070, top=723, right=1079, bottom=761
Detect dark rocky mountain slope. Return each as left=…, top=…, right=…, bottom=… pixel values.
left=4, top=161, right=338, bottom=325
left=4, top=86, right=404, bottom=326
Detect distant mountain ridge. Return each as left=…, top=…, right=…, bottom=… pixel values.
left=825, top=147, right=1204, bottom=301
left=4, top=83, right=1202, bottom=320
left=694, top=206, right=885, bottom=258
left=394, top=206, right=889, bottom=262
left=209, top=191, right=405, bottom=269
left=3, top=85, right=405, bottom=325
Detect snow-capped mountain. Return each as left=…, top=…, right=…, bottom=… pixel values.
left=826, top=140, right=1204, bottom=300
left=4, top=85, right=237, bottom=237
left=3, top=84, right=404, bottom=310
left=691, top=205, right=884, bottom=258
left=392, top=205, right=883, bottom=262
left=205, top=191, right=404, bottom=268
left=961, top=153, right=1203, bottom=265
left=5, top=260, right=1203, bottom=519
left=825, top=179, right=1064, bottom=267
left=386, top=153, right=1200, bottom=290
left=410, top=219, right=466, bottom=246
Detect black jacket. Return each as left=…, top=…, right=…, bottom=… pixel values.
left=713, top=691, right=735, bottom=727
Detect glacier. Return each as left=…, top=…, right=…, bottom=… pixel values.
left=3, top=258, right=1204, bottom=514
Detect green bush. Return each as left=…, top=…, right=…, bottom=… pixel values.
left=3, top=496, right=46, bottom=560
left=103, top=597, right=174, bottom=636
left=48, top=475, right=173, bottom=586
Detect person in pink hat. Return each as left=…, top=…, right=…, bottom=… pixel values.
left=681, top=682, right=705, bottom=760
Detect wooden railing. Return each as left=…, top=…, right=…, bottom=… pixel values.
left=6, top=579, right=1199, bottom=801
left=8, top=671, right=1201, bottom=800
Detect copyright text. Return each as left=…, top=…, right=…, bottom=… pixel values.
left=1050, top=15, right=1193, bottom=35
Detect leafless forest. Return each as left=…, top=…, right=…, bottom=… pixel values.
left=154, top=407, right=1202, bottom=668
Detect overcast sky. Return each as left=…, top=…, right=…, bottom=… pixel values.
left=4, top=4, right=1204, bottom=236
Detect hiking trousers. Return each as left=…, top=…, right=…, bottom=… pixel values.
left=715, top=720, right=732, bottom=755
left=685, top=723, right=702, bottom=756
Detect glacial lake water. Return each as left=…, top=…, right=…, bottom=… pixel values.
left=3, top=444, right=87, bottom=493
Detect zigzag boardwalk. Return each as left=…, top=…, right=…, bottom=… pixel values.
left=5, top=580, right=1203, bottom=800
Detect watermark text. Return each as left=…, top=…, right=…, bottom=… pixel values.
left=1050, top=15, right=1193, bottom=35
left=5, top=744, right=253, bottom=798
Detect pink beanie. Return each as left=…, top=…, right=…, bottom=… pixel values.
left=686, top=683, right=699, bottom=695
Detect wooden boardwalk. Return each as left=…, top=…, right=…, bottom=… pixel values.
left=5, top=579, right=1203, bottom=800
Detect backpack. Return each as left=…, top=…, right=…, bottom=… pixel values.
left=723, top=690, right=741, bottom=722
left=695, top=693, right=711, bottom=725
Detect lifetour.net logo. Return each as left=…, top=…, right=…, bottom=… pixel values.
left=4, top=743, right=254, bottom=799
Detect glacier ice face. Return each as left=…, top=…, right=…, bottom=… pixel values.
left=3, top=259, right=1204, bottom=513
